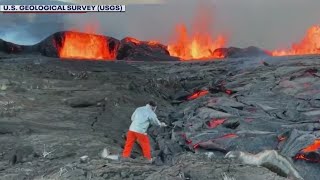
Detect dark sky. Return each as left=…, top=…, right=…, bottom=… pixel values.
left=0, top=0, right=319, bottom=49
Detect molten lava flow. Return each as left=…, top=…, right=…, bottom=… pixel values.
left=58, top=32, right=115, bottom=60
left=187, top=90, right=209, bottom=100
left=272, top=25, right=320, bottom=56
left=206, top=118, right=226, bottom=129
left=295, top=139, right=320, bottom=162
left=168, top=24, right=226, bottom=60
left=301, top=140, right=320, bottom=153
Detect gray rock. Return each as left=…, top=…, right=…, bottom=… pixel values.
left=10, top=146, right=37, bottom=165
left=222, top=119, right=240, bottom=129
left=197, top=107, right=234, bottom=119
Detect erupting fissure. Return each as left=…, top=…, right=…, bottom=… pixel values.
left=167, top=24, right=226, bottom=60
left=57, top=18, right=319, bottom=60
left=272, top=25, right=320, bottom=56
left=167, top=3, right=227, bottom=60
left=58, top=31, right=116, bottom=60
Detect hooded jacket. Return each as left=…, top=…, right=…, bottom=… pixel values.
left=129, top=104, right=161, bottom=134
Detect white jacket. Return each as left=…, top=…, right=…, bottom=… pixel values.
left=129, top=104, right=162, bottom=134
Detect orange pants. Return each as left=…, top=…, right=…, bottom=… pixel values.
left=122, top=131, right=151, bottom=160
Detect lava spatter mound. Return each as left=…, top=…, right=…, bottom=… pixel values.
left=37, top=31, right=120, bottom=60
left=116, top=37, right=179, bottom=61
left=58, top=32, right=120, bottom=60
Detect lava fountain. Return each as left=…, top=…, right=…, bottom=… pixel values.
left=167, top=25, right=226, bottom=60
left=58, top=31, right=116, bottom=60
left=167, top=3, right=227, bottom=60
left=272, top=25, right=320, bottom=56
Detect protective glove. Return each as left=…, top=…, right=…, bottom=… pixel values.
left=160, top=122, right=167, bottom=127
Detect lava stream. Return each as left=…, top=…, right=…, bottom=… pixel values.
left=187, top=90, right=209, bottom=100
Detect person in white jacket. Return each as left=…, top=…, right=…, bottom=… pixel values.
left=122, top=101, right=167, bottom=161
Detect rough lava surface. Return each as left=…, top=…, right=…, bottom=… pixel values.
left=1, top=52, right=320, bottom=180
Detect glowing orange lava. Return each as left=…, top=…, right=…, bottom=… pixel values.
left=295, top=139, right=320, bottom=162
left=167, top=2, right=227, bottom=60
left=167, top=25, right=226, bottom=60
left=58, top=31, right=115, bottom=60
left=301, top=140, right=320, bottom=153
left=187, top=90, right=209, bottom=100
left=272, top=25, right=320, bottom=56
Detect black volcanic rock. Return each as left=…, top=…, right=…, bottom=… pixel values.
left=0, top=38, right=38, bottom=54
left=116, top=37, right=179, bottom=61
left=214, top=46, right=271, bottom=58
left=107, top=37, right=121, bottom=56
left=35, top=31, right=64, bottom=57
left=0, top=32, right=63, bottom=56
left=0, top=39, right=24, bottom=54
